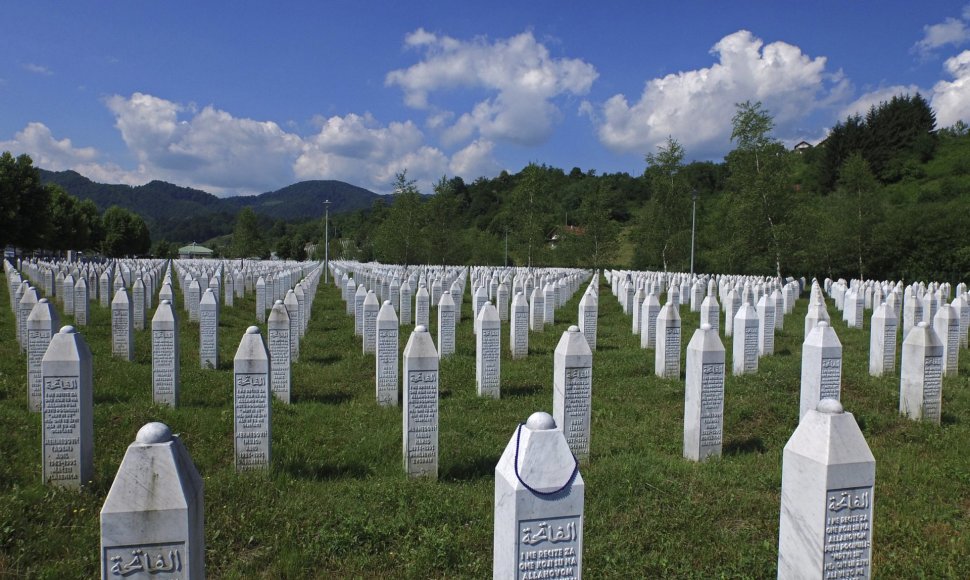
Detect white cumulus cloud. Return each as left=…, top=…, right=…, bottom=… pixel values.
left=931, top=50, right=970, bottom=127
left=295, top=112, right=450, bottom=193
left=587, top=30, right=847, bottom=158
left=105, top=92, right=302, bottom=194
left=913, top=8, right=970, bottom=57
left=386, top=29, right=598, bottom=146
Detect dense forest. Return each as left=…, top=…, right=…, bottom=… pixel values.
left=4, top=93, right=970, bottom=282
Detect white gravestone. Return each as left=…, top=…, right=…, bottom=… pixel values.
left=511, top=291, right=530, bottom=359
left=474, top=286, right=489, bottom=334
left=133, top=277, right=146, bottom=331
left=800, top=321, right=843, bottom=421
left=255, top=276, right=267, bottom=323
left=199, top=289, right=219, bottom=370
left=476, top=302, right=501, bottom=398
left=268, top=301, right=291, bottom=404
left=354, top=284, right=367, bottom=336
left=654, top=302, right=681, bottom=379
left=723, top=288, right=740, bottom=337
left=732, top=299, right=759, bottom=376
left=804, top=294, right=830, bottom=341
left=42, top=326, right=93, bottom=488
left=362, top=290, right=380, bottom=355
left=868, top=302, right=897, bottom=377
left=640, top=292, right=661, bottom=350
left=700, top=290, right=720, bottom=335
left=74, top=277, right=89, bottom=326
left=19, top=285, right=39, bottom=352
left=899, top=321, right=943, bottom=423
left=757, top=294, right=775, bottom=357
left=497, top=282, right=510, bottom=323
left=224, top=273, right=234, bottom=308
left=399, top=280, right=412, bottom=326
left=437, top=291, right=456, bottom=358
left=284, top=289, right=301, bottom=362
left=577, top=290, right=597, bottom=351
left=376, top=301, right=399, bottom=406
left=529, top=287, right=545, bottom=333
left=187, top=279, right=201, bottom=323
left=100, top=422, right=204, bottom=579
left=403, top=325, right=439, bottom=478
left=152, top=300, right=180, bottom=407
left=415, top=284, right=431, bottom=330
left=553, top=326, right=593, bottom=463
left=543, top=284, right=555, bottom=326
left=63, top=274, right=75, bottom=316
left=932, top=303, right=959, bottom=377
left=27, top=299, right=60, bottom=413
left=112, top=288, right=135, bottom=361
left=684, top=324, right=726, bottom=461
left=234, top=326, right=272, bottom=471
left=778, top=399, right=875, bottom=580
left=493, top=412, right=584, bottom=580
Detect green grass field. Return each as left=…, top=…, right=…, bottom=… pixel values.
left=0, top=270, right=968, bottom=578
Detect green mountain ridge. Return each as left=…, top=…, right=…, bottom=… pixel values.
left=38, top=169, right=381, bottom=242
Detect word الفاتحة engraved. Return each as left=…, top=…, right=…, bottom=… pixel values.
left=107, top=545, right=184, bottom=577
left=517, top=516, right=580, bottom=580
left=823, top=487, right=873, bottom=579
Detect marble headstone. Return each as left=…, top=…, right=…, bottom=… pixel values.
left=233, top=326, right=272, bottom=471
left=152, top=300, right=180, bottom=407
left=553, top=326, right=593, bottom=463
left=403, top=325, right=438, bottom=478
left=42, top=326, right=93, bottom=488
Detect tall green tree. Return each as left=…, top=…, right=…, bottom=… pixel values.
left=508, top=163, right=552, bottom=267
left=373, top=171, right=428, bottom=266
left=725, top=101, right=793, bottom=277
left=231, top=207, right=266, bottom=258
left=836, top=152, right=882, bottom=280
left=0, top=151, right=51, bottom=250
left=637, top=136, right=692, bottom=270
left=102, top=206, right=151, bottom=257
left=425, top=175, right=464, bottom=265
left=560, top=182, right=621, bottom=269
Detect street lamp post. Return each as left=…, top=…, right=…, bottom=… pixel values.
left=323, top=199, right=331, bottom=285
left=690, top=189, right=699, bottom=278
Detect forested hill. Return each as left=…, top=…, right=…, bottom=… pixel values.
left=38, top=169, right=380, bottom=241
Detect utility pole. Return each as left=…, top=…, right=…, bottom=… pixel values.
left=323, top=199, right=331, bottom=285
left=690, top=189, right=699, bottom=277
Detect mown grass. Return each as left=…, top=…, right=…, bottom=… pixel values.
left=0, top=270, right=968, bottom=578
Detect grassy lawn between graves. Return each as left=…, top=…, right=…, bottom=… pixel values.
left=0, top=271, right=968, bottom=578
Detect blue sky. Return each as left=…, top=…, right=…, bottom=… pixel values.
left=2, top=1, right=969, bottom=196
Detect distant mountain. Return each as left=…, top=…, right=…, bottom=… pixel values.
left=38, top=169, right=382, bottom=242
left=223, top=180, right=381, bottom=221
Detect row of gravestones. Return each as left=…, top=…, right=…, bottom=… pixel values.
left=27, top=264, right=875, bottom=578
left=327, top=262, right=596, bottom=475
left=8, top=256, right=958, bottom=577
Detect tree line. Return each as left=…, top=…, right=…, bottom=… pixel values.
left=5, top=90, right=969, bottom=282
left=0, top=152, right=151, bottom=257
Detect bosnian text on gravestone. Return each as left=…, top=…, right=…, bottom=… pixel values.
left=152, top=330, right=175, bottom=398
left=235, top=373, right=269, bottom=470
left=563, top=367, right=591, bottom=458
left=481, top=328, right=500, bottom=392
left=883, top=324, right=896, bottom=367
left=946, top=329, right=958, bottom=370
left=517, top=516, right=580, bottom=580
left=823, top=487, right=873, bottom=580
left=200, top=310, right=217, bottom=367
left=377, top=329, right=397, bottom=404
left=744, top=327, right=758, bottom=368
left=440, top=310, right=455, bottom=352
left=700, top=363, right=725, bottom=450
left=922, top=355, right=942, bottom=421
left=820, top=358, right=842, bottom=400
left=665, top=327, right=680, bottom=376
left=268, top=329, right=290, bottom=400
left=514, top=314, right=528, bottom=354
left=406, top=370, right=437, bottom=473
left=28, top=330, right=49, bottom=407
left=105, top=542, right=185, bottom=577
left=112, top=309, right=128, bottom=354
left=43, top=376, right=81, bottom=484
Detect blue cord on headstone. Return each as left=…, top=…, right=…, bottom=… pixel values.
left=513, top=422, right=578, bottom=496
